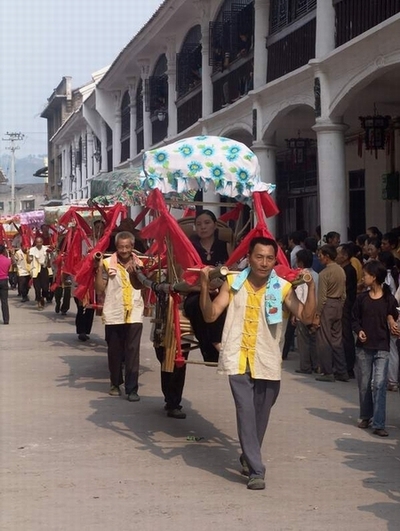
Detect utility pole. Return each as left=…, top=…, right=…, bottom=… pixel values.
left=2, top=132, right=25, bottom=215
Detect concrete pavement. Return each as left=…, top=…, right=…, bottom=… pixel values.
left=1, top=291, right=399, bottom=531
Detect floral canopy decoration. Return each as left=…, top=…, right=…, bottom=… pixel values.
left=142, top=135, right=274, bottom=200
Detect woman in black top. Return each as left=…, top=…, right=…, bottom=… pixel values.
left=352, top=260, right=399, bottom=436
left=184, top=210, right=232, bottom=362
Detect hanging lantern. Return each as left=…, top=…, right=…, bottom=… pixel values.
left=285, top=135, right=313, bottom=166
left=359, top=112, right=391, bottom=158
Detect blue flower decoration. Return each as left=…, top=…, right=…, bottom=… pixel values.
left=172, top=170, right=184, bottom=180
left=235, top=182, right=244, bottom=195
left=195, top=136, right=208, bottom=141
left=145, top=175, right=160, bottom=189
left=210, top=164, right=224, bottom=179
left=188, top=161, right=203, bottom=174
left=202, top=146, right=214, bottom=157
left=178, top=144, right=194, bottom=158
left=154, top=151, right=168, bottom=164
left=237, top=168, right=250, bottom=182
left=226, top=145, right=241, bottom=161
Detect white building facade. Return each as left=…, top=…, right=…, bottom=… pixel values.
left=42, top=0, right=400, bottom=238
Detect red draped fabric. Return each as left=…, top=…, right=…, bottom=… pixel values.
left=74, top=203, right=127, bottom=301
left=219, top=202, right=243, bottom=222
left=140, top=189, right=203, bottom=283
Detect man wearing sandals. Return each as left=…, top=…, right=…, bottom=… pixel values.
left=200, top=237, right=316, bottom=490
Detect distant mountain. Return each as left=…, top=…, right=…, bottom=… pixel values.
left=0, top=154, right=47, bottom=185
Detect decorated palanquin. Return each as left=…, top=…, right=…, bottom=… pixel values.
left=130, top=136, right=301, bottom=372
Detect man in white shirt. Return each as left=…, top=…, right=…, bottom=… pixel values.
left=27, top=237, right=51, bottom=310
left=13, top=245, right=31, bottom=302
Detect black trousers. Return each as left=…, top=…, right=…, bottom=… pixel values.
left=0, top=278, right=9, bottom=323
left=32, top=267, right=49, bottom=302
left=105, top=323, right=143, bottom=394
left=155, top=346, right=189, bottom=411
left=54, top=286, right=71, bottom=313
left=183, top=293, right=224, bottom=363
left=18, top=275, right=30, bottom=299
left=74, top=298, right=95, bottom=335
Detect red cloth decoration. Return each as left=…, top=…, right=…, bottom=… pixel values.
left=140, top=189, right=203, bottom=283
left=219, top=203, right=243, bottom=222
left=74, top=203, right=126, bottom=301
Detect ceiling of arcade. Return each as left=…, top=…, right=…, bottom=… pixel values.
left=339, top=67, right=400, bottom=137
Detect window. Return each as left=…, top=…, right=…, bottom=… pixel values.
left=21, top=200, right=35, bottom=212
left=269, top=0, right=316, bottom=34
left=0, top=201, right=4, bottom=211
left=209, top=0, right=254, bottom=71
left=177, top=25, right=202, bottom=97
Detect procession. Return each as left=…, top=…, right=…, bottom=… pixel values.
left=1, top=136, right=400, bottom=505
left=2, top=0, right=400, bottom=528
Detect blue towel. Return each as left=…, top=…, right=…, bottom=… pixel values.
left=231, top=267, right=283, bottom=325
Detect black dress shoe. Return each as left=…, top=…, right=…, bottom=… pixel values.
left=78, top=333, right=88, bottom=341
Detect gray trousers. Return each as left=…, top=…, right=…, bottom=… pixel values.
left=229, top=373, right=280, bottom=479
left=297, top=321, right=318, bottom=372
left=316, top=298, right=347, bottom=375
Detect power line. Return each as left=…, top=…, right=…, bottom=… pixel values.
left=2, top=132, right=25, bottom=215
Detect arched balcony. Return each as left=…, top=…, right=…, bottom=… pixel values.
left=209, top=0, right=255, bottom=112
left=148, top=54, right=168, bottom=145
left=176, top=25, right=203, bottom=133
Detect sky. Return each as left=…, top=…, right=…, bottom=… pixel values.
left=0, top=0, right=164, bottom=159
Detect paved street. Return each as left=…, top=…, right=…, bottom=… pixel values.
left=1, top=291, right=399, bottom=531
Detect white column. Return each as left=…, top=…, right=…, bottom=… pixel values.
left=253, top=0, right=270, bottom=89
left=128, top=79, right=137, bottom=158
left=315, top=0, right=335, bottom=58
left=113, top=91, right=122, bottom=167
left=166, top=39, right=177, bottom=138
left=100, top=119, right=107, bottom=172
left=201, top=20, right=213, bottom=117
left=139, top=61, right=152, bottom=150
left=312, top=120, right=348, bottom=241
left=252, top=141, right=277, bottom=235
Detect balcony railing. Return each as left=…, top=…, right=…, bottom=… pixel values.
left=213, top=57, right=253, bottom=113
left=335, top=0, right=400, bottom=47
left=267, top=17, right=316, bottom=83
left=177, top=89, right=202, bottom=133
left=152, top=117, right=168, bottom=146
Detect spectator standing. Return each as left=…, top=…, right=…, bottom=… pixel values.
left=352, top=260, right=399, bottom=436
left=336, top=244, right=358, bottom=378
left=0, top=244, right=11, bottom=324
left=304, top=237, right=324, bottom=273
left=378, top=251, right=399, bottom=392
left=95, top=231, right=144, bottom=401
left=294, top=249, right=319, bottom=374
left=288, top=231, right=303, bottom=268
left=313, top=245, right=349, bottom=382
left=381, top=232, right=400, bottom=262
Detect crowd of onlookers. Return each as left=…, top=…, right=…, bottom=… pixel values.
left=1, top=219, right=399, bottom=435
left=277, top=225, right=400, bottom=436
